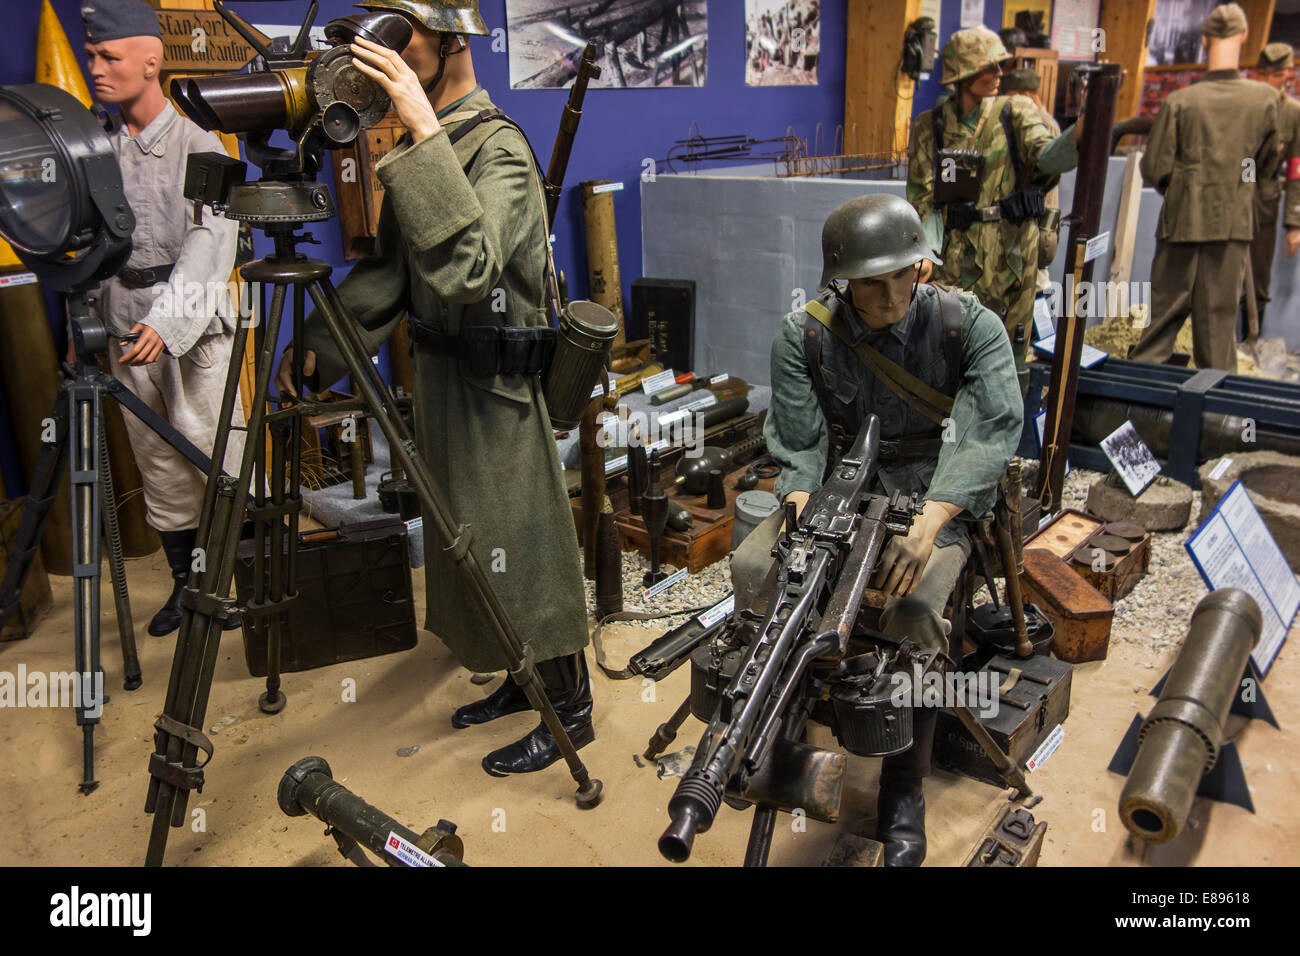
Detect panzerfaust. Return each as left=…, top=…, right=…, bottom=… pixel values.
left=648, top=416, right=1041, bottom=865
left=279, top=757, right=466, bottom=866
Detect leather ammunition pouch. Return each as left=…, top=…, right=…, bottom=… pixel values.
left=933, top=148, right=985, bottom=205
left=407, top=322, right=557, bottom=378
left=944, top=189, right=1046, bottom=231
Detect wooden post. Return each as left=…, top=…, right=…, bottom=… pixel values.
left=845, top=0, right=923, bottom=155
left=1239, top=0, right=1278, bottom=67
left=1099, top=0, right=1157, bottom=122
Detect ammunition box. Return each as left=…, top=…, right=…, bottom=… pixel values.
left=0, top=499, right=53, bottom=642
left=1026, top=508, right=1150, bottom=601
left=964, top=804, right=1048, bottom=867
left=1021, top=548, right=1113, bottom=662
left=233, top=518, right=417, bottom=676
left=934, top=652, right=1073, bottom=787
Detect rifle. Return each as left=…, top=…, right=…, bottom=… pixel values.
left=657, top=415, right=925, bottom=863
left=1035, top=62, right=1123, bottom=513
left=544, top=42, right=602, bottom=228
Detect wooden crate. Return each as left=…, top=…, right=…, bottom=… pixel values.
left=0, top=499, right=53, bottom=642
left=1026, top=508, right=1150, bottom=601
left=1021, top=548, right=1113, bottom=663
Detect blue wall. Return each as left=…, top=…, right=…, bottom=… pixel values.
left=0, top=0, right=849, bottom=494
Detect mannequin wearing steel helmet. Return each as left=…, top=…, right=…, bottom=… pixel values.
left=733, top=194, right=1023, bottom=866
left=908, top=25, right=1083, bottom=389
left=275, top=0, right=599, bottom=779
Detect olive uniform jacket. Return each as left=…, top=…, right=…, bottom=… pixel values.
left=1256, top=89, right=1300, bottom=231
left=1141, top=69, right=1281, bottom=242
left=301, top=87, right=588, bottom=672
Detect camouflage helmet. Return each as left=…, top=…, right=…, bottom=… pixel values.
left=819, top=194, right=940, bottom=289
left=356, top=0, right=488, bottom=36
left=939, top=25, right=1011, bottom=86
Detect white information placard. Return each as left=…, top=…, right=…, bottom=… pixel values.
left=1185, top=480, right=1300, bottom=675
left=1033, top=335, right=1108, bottom=368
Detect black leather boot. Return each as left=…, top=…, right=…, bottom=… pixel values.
left=149, top=529, right=197, bottom=637
left=876, top=779, right=927, bottom=866
left=481, top=652, right=595, bottom=777
left=451, top=674, right=529, bottom=728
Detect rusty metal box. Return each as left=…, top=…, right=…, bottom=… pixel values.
left=1026, top=509, right=1150, bottom=601
left=1021, top=547, right=1114, bottom=662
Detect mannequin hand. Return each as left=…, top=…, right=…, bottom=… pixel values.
left=1286, top=227, right=1300, bottom=258
left=874, top=522, right=937, bottom=597
left=119, top=324, right=165, bottom=366
left=350, top=37, right=440, bottom=143
left=275, top=347, right=316, bottom=399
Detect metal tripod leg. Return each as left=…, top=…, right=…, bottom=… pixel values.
left=308, top=274, right=603, bottom=809
left=952, top=704, right=1039, bottom=806
left=68, top=379, right=105, bottom=795
left=98, top=404, right=141, bottom=691
left=145, top=287, right=271, bottom=866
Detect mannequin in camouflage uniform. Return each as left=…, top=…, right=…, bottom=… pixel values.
left=908, top=26, right=1081, bottom=378
left=1247, top=42, right=1300, bottom=336
left=275, top=0, right=595, bottom=778
left=1001, top=68, right=1061, bottom=295
left=734, top=195, right=1023, bottom=865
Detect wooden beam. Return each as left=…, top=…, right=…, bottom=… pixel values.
left=1099, top=0, right=1157, bottom=122
left=845, top=0, right=922, bottom=155
left=1239, top=0, right=1277, bottom=65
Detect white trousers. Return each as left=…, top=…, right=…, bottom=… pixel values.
left=108, top=332, right=246, bottom=532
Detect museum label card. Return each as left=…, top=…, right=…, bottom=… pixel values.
left=1185, top=480, right=1300, bottom=675
left=1032, top=294, right=1055, bottom=342
left=1099, top=421, right=1160, bottom=496
left=641, top=369, right=678, bottom=396
left=1032, top=334, right=1107, bottom=368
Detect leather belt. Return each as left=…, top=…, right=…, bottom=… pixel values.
left=878, top=438, right=943, bottom=461
left=117, top=263, right=175, bottom=289
left=407, top=321, right=556, bottom=378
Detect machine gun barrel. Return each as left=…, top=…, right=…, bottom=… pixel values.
left=659, top=416, right=895, bottom=863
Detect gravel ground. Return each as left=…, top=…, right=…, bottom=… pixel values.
left=581, top=464, right=1208, bottom=660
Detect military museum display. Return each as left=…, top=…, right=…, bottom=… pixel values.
left=0, top=0, right=1295, bottom=932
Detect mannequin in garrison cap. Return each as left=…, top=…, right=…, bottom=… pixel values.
left=78, top=0, right=242, bottom=637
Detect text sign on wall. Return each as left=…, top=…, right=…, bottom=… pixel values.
left=157, top=10, right=267, bottom=72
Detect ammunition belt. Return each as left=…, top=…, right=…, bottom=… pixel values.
left=943, top=189, right=1046, bottom=231
left=117, top=263, right=176, bottom=289
left=407, top=322, right=557, bottom=378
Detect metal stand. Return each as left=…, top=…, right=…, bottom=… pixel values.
left=144, top=224, right=603, bottom=867
left=0, top=294, right=215, bottom=793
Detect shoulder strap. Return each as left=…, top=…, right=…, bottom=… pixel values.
left=804, top=299, right=954, bottom=424
left=1000, top=101, right=1026, bottom=192
left=444, top=107, right=507, bottom=147
left=932, top=104, right=945, bottom=181
left=936, top=289, right=965, bottom=397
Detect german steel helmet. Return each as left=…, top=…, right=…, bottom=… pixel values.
left=819, top=194, right=940, bottom=289
left=939, top=25, right=1011, bottom=86
left=356, top=0, right=488, bottom=36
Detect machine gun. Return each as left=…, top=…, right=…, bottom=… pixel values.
left=658, top=415, right=922, bottom=863
left=651, top=414, right=1042, bottom=865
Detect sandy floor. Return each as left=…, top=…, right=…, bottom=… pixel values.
left=1, top=547, right=1297, bottom=867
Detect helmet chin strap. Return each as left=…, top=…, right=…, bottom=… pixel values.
left=424, top=33, right=468, bottom=94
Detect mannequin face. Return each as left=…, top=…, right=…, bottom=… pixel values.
left=396, top=17, right=465, bottom=87
left=1262, top=69, right=1289, bottom=90
left=846, top=263, right=922, bottom=331
left=84, top=36, right=162, bottom=105
left=968, top=63, right=1002, bottom=97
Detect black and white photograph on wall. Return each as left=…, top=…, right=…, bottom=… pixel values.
left=505, top=0, right=708, bottom=89
left=744, top=0, right=820, bottom=86
left=1147, top=0, right=1218, bottom=66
